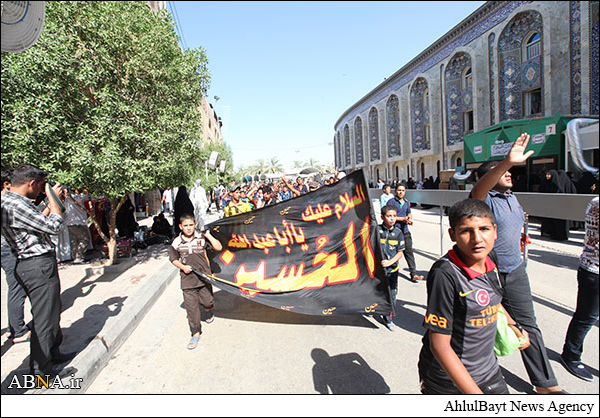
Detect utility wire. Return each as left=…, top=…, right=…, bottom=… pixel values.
left=167, top=1, right=188, bottom=50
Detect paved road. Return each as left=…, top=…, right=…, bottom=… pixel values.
left=86, top=207, right=599, bottom=398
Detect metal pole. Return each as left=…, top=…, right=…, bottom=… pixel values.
left=523, top=217, right=529, bottom=271
left=440, top=205, right=445, bottom=256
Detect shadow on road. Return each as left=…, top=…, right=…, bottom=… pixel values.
left=527, top=248, right=579, bottom=270
left=61, top=296, right=127, bottom=355
left=500, top=366, right=536, bottom=394
left=311, top=348, right=390, bottom=394
left=212, top=291, right=378, bottom=328
left=392, top=300, right=427, bottom=336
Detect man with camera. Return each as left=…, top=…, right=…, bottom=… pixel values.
left=1, top=164, right=76, bottom=377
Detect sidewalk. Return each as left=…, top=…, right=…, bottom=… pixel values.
left=0, top=211, right=220, bottom=394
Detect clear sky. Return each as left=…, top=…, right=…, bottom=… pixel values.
left=167, top=1, right=486, bottom=172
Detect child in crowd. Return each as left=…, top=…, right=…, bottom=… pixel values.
left=377, top=205, right=405, bottom=331
left=379, top=184, right=393, bottom=209
left=169, top=214, right=223, bottom=350
left=418, top=198, right=529, bottom=394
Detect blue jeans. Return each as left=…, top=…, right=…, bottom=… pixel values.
left=562, top=267, right=599, bottom=362
left=1, top=244, right=29, bottom=338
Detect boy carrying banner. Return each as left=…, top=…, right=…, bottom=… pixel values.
left=170, top=214, right=223, bottom=350
left=418, top=199, right=529, bottom=394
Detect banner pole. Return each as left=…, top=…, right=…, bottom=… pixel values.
left=440, top=205, right=445, bottom=256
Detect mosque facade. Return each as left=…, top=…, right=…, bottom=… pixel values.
left=333, top=1, right=599, bottom=185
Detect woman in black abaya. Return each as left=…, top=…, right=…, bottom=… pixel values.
left=173, top=186, right=195, bottom=235
left=540, top=170, right=570, bottom=241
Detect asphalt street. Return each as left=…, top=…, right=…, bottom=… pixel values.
left=86, top=206, right=599, bottom=398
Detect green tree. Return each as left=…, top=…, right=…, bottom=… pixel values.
left=1, top=1, right=211, bottom=264
left=266, top=157, right=283, bottom=174
left=305, top=157, right=322, bottom=170
left=293, top=160, right=305, bottom=169
left=189, top=140, right=235, bottom=190
left=249, top=159, right=267, bottom=175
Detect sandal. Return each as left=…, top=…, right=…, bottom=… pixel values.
left=205, top=310, right=214, bottom=324
left=187, top=335, right=200, bottom=350
left=12, top=330, right=31, bottom=344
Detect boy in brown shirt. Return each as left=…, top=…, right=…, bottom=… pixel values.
left=169, top=214, right=222, bottom=349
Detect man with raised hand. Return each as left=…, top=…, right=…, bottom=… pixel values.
left=470, top=133, right=565, bottom=394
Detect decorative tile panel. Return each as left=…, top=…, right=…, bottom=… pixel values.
left=336, top=132, right=341, bottom=168
left=410, top=78, right=430, bottom=152
left=386, top=95, right=401, bottom=157
left=570, top=1, right=582, bottom=114
left=354, top=116, right=364, bottom=165
left=489, top=32, right=496, bottom=125
left=591, top=1, right=599, bottom=115
left=498, top=11, right=543, bottom=121
left=369, top=107, right=380, bottom=162
left=521, top=59, right=541, bottom=89
left=445, top=52, right=472, bottom=146
left=344, top=124, right=351, bottom=167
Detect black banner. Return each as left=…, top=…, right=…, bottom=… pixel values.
left=205, top=170, right=393, bottom=316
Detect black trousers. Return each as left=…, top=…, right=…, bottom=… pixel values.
left=500, top=262, right=558, bottom=388
left=403, top=232, right=418, bottom=278
left=15, top=253, right=63, bottom=375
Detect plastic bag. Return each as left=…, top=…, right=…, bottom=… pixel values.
left=494, top=305, right=527, bottom=356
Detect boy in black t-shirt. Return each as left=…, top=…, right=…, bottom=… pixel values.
left=170, top=214, right=223, bottom=350
left=377, top=205, right=405, bottom=331
left=418, top=199, right=529, bottom=394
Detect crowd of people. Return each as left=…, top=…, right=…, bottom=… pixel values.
left=1, top=147, right=597, bottom=394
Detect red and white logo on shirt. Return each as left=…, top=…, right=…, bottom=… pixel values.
left=475, top=289, right=490, bottom=307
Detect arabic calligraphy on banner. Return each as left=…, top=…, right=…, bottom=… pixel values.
left=205, top=170, right=393, bottom=316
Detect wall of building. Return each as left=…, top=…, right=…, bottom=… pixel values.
left=199, top=94, right=224, bottom=146
left=333, top=1, right=599, bottom=185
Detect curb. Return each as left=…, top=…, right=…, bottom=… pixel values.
left=38, top=257, right=179, bottom=394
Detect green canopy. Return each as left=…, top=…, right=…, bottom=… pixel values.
left=463, top=114, right=577, bottom=168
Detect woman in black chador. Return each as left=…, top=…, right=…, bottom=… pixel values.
left=173, top=186, right=195, bottom=235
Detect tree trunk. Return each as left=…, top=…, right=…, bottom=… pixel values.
left=70, top=193, right=127, bottom=266
left=104, top=196, right=127, bottom=266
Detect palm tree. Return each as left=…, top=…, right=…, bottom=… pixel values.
left=293, top=160, right=304, bottom=169
left=305, top=157, right=321, bottom=170
left=250, top=159, right=267, bottom=175
left=266, top=157, right=283, bottom=174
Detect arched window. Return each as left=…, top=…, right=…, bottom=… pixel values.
left=420, top=162, right=425, bottom=181
left=354, top=117, right=364, bottom=165
left=463, top=67, right=472, bottom=90
left=386, top=95, right=400, bottom=158
left=524, top=32, right=541, bottom=61
left=498, top=11, right=543, bottom=121
left=344, top=124, right=351, bottom=167
left=457, top=157, right=462, bottom=167
left=410, top=78, right=430, bottom=152
left=369, top=107, right=380, bottom=162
